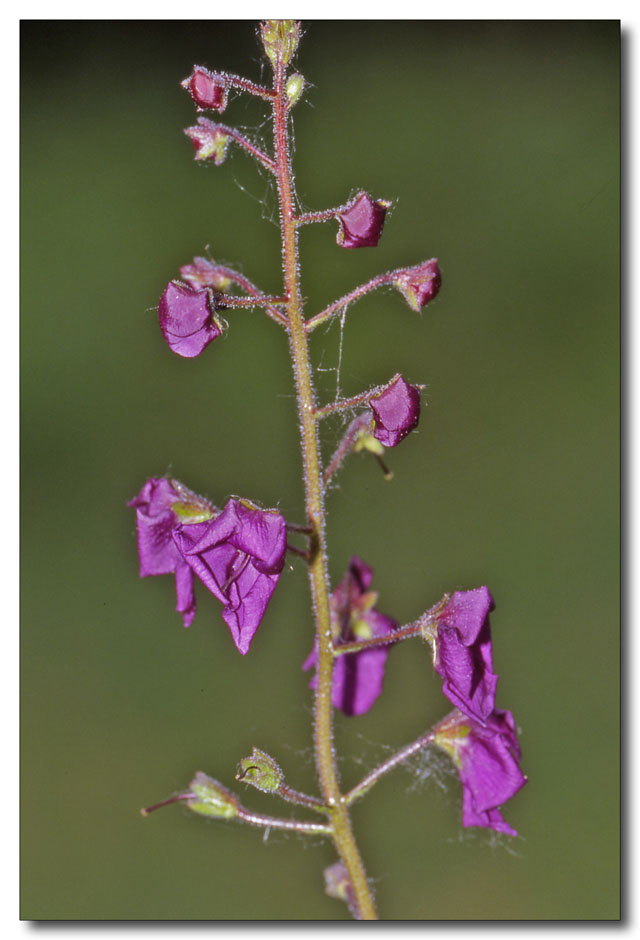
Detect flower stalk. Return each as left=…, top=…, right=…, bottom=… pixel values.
left=270, top=48, right=378, bottom=922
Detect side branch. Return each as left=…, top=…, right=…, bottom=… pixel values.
left=306, top=270, right=403, bottom=333
left=225, top=73, right=277, bottom=101
left=236, top=805, right=332, bottom=835
left=221, top=125, right=277, bottom=174
left=345, top=730, right=436, bottom=805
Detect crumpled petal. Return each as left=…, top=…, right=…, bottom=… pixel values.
left=173, top=498, right=287, bottom=654
left=369, top=375, right=421, bottom=448
left=158, top=280, right=224, bottom=358
left=434, top=586, right=498, bottom=724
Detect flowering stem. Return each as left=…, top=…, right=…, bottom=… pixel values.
left=271, top=55, right=377, bottom=921
left=345, top=730, right=435, bottom=805
left=306, top=269, right=404, bottom=333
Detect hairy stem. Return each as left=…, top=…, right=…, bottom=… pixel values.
left=345, top=730, right=436, bottom=805
left=271, top=56, right=377, bottom=921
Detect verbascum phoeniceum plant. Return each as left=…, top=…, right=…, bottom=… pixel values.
left=131, top=21, right=526, bottom=920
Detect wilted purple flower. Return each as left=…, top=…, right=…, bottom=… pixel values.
left=181, top=66, right=228, bottom=112
left=158, top=280, right=224, bottom=358
left=173, top=498, right=287, bottom=655
left=303, top=557, right=397, bottom=715
left=128, top=477, right=215, bottom=628
left=394, top=258, right=442, bottom=311
left=184, top=117, right=230, bottom=164
left=336, top=191, right=391, bottom=248
left=179, top=256, right=233, bottom=292
left=433, top=707, right=526, bottom=836
left=425, top=586, right=498, bottom=725
left=369, top=375, right=421, bottom=448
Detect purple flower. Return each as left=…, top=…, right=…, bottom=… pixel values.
left=369, top=375, right=421, bottom=448
left=158, top=280, right=224, bottom=358
left=336, top=191, right=391, bottom=248
left=181, top=66, right=228, bottom=112
left=179, top=256, right=233, bottom=292
left=394, top=258, right=442, bottom=311
left=433, top=708, right=526, bottom=836
left=184, top=117, right=230, bottom=164
left=426, top=586, right=499, bottom=724
left=173, top=498, right=287, bottom=655
left=128, top=477, right=215, bottom=628
left=303, top=557, right=397, bottom=715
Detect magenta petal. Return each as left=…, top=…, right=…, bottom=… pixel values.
left=435, top=586, right=498, bottom=724
left=128, top=477, right=199, bottom=627
left=434, top=708, right=526, bottom=837
left=302, top=556, right=397, bottom=715
left=337, top=191, right=388, bottom=248
left=173, top=499, right=287, bottom=654
left=158, top=281, right=222, bottom=358
left=369, top=375, right=421, bottom=447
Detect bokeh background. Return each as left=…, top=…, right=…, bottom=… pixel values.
left=21, top=20, right=619, bottom=921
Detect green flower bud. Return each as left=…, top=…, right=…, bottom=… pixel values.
left=236, top=747, right=284, bottom=793
left=285, top=73, right=305, bottom=109
left=187, top=772, right=239, bottom=819
left=260, top=20, right=301, bottom=67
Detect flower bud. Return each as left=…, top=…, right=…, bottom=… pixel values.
left=285, top=73, right=305, bottom=109
left=260, top=20, right=301, bottom=67
left=394, top=258, right=442, bottom=311
left=187, top=772, right=239, bottom=819
left=158, top=280, right=225, bottom=358
left=184, top=118, right=230, bottom=165
left=336, top=191, right=391, bottom=249
left=236, top=747, right=284, bottom=793
left=181, top=66, right=228, bottom=112
left=369, top=375, right=421, bottom=447
left=180, top=256, right=233, bottom=292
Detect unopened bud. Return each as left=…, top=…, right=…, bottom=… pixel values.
left=187, top=772, right=239, bottom=819
left=180, top=256, right=234, bottom=292
left=260, top=20, right=301, bottom=67
left=181, top=66, right=228, bottom=113
left=336, top=191, right=391, bottom=249
left=286, top=73, right=305, bottom=109
left=236, top=747, right=284, bottom=793
left=394, top=259, right=442, bottom=311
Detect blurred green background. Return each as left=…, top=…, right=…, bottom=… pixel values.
left=21, top=20, right=619, bottom=921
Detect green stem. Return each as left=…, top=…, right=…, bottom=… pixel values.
left=270, top=56, right=377, bottom=921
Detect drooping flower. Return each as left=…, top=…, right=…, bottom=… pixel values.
left=184, top=117, right=230, bottom=164
left=158, top=280, right=225, bottom=358
left=128, top=477, right=215, bottom=628
left=179, top=256, right=233, bottom=292
left=423, top=586, right=498, bottom=724
left=433, top=707, right=526, bottom=836
left=181, top=66, right=228, bottom=112
left=173, top=498, right=287, bottom=655
left=369, top=375, right=421, bottom=448
left=394, top=258, right=442, bottom=311
left=303, top=557, right=397, bottom=715
left=336, top=191, right=391, bottom=248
